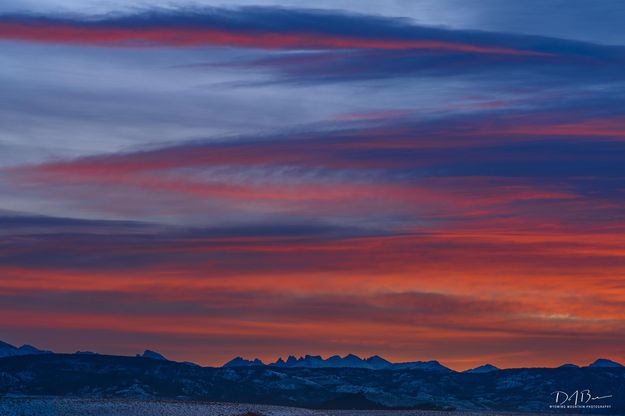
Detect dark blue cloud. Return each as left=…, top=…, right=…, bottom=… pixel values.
left=1, top=6, right=600, bottom=55
left=230, top=36, right=625, bottom=85
left=0, top=213, right=393, bottom=269
left=0, top=214, right=147, bottom=230
left=295, top=54, right=615, bottom=85
left=25, top=6, right=616, bottom=86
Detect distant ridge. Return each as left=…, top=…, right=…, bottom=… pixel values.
left=222, top=354, right=625, bottom=372
left=1, top=339, right=623, bottom=372
left=224, top=353, right=453, bottom=372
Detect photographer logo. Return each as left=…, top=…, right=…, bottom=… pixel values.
left=550, top=389, right=612, bottom=410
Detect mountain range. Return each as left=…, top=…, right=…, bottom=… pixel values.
left=0, top=351, right=624, bottom=413
left=226, top=355, right=625, bottom=371
left=224, top=354, right=455, bottom=372
left=1, top=339, right=623, bottom=372
left=0, top=341, right=52, bottom=358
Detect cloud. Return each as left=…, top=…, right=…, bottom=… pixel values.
left=0, top=7, right=551, bottom=56
left=3, top=1, right=625, bottom=46
left=226, top=34, right=625, bottom=85
left=6, top=110, right=625, bottom=222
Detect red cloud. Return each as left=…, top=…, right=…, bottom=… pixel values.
left=0, top=21, right=549, bottom=56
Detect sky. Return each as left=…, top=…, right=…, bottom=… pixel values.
left=1, top=1, right=625, bottom=370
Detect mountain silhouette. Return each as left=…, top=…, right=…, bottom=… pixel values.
left=0, top=352, right=623, bottom=413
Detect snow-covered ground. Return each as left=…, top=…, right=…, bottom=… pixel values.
left=0, top=397, right=567, bottom=416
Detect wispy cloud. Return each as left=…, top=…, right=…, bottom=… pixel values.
left=0, top=7, right=550, bottom=56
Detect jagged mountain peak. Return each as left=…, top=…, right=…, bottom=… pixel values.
left=588, top=358, right=624, bottom=368
left=464, top=364, right=499, bottom=373
left=365, top=355, right=392, bottom=369
left=0, top=340, right=51, bottom=358
left=0, top=341, right=15, bottom=349
left=344, top=353, right=361, bottom=359
left=224, top=356, right=264, bottom=367
left=140, top=350, right=168, bottom=361
left=366, top=354, right=389, bottom=361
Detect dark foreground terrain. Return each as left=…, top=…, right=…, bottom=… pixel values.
left=0, top=397, right=582, bottom=416
left=0, top=354, right=623, bottom=413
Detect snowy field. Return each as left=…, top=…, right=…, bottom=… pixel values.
left=0, top=397, right=569, bottom=416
